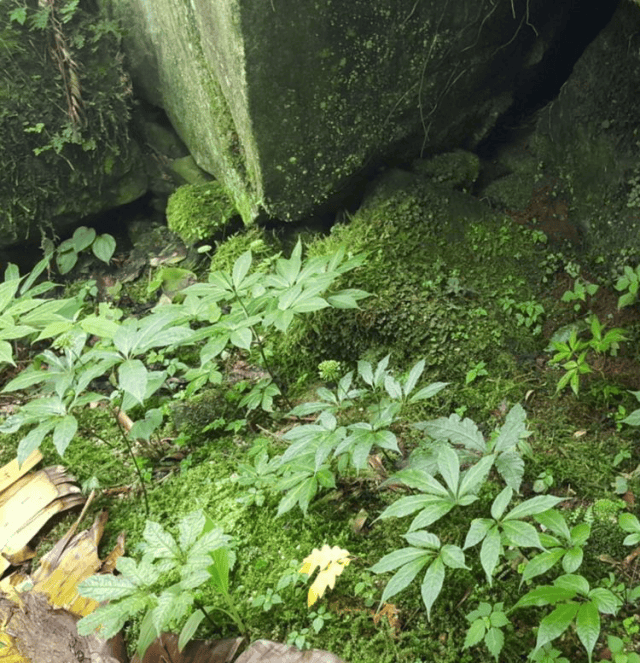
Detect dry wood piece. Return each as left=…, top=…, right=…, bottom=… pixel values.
left=235, top=640, right=346, bottom=663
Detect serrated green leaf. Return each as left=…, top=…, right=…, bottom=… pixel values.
left=377, top=494, right=445, bottom=521
left=495, top=450, right=525, bottom=492
left=554, top=574, right=589, bottom=595
left=370, top=547, right=429, bottom=574
left=464, top=518, right=493, bottom=549
left=403, top=530, right=440, bottom=550
left=403, top=359, right=425, bottom=397
left=78, top=573, right=139, bottom=601
left=480, top=526, right=502, bottom=585
left=390, top=467, right=450, bottom=498
left=502, top=520, right=541, bottom=548
left=535, top=602, right=579, bottom=652
left=491, top=486, right=513, bottom=521
left=505, top=495, right=563, bottom=521
left=463, top=619, right=486, bottom=649
left=535, top=509, right=572, bottom=541
left=485, top=626, right=505, bottom=661
left=118, top=358, right=147, bottom=405
left=143, top=520, right=180, bottom=559
left=522, top=550, right=565, bottom=583
left=458, top=455, right=495, bottom=498
left=0, top=340, right=14, bottom=366
left=357, top=359, right=373, bottom=386
left=178, top=511, right=206, bottom=550
left=575, top=601, right=599, bottom=662
left=514, top=586, right=577, bottom=609
left=440, top=544, right=467, bottom=569
left=562, top=547, right=583, bottom=573
left=421, top=556, right=445, bottom=620
left=379, top=555, right=430, bottom=606
left=408, top=381, right=448, bottom=403
left=409, top=499, right=455, bottom=531
left=437, top=445, right=460, bottom=495
left=492, top=404, right=527, bottom=453
left=52, top=415, right=77, bottom=456
left=587, top=588, right=620, bottom=615
left=420, top=413, right=486, bottom=452
left=17, top=421, right=56, bottom=466
left=232, top=250, right=252, bottom=289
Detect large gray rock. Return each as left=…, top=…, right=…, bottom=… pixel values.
left=100, top=0, right=579, bottom=222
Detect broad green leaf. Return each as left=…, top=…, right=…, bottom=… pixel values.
left=92, top=234, right=116, bottom=264
left=77, top=573, right=138, bottom=601
left=562, top=547, right=583, bottom=573
left=440, top=544, right=467, bottom=569
left=535, top=602, right=579, bottom=652
left=0, top=279, right=20, bottom=314
left=463, top=619, right=486, bottom=648
left=437, top=445, right=460, bottom=496
left=505, top=495, right=563, bottom=521
left=622, top=409, right=640, bottom=426
left=379, top=555, right=430, bottom=606
left=357, top=359, right=374, bottom=386
left=501, top=520, right=541, bottom=549
left=18, top=421, right=56, bottom=466
left=491, top=486, right=513, bottom=521
left=143, top=520, right=180, bottom=559
left=276, top=476, right=312, bottom=517
left=554, top=574, right=589, bottom=596
left=514, top=586, right=577, bottom=609
left=522, top=550, right=565, bottom=583
left=116, top=557, right=161, bottom=586
left=377, top=494, right=445, bottom=521
left=34, top=320, right=74, bottom=341
left=494, top=450, right=524, bottom=492
left=178, top=511, right=206, bottom=550
left=390, top=467, right=450, bottom=498
left=492, top=404, right=527, bottom=453
left=575, top=602, right=599, bottom=662
left=128, top=408, right=163, bottom=442
left=370, top=547, right=430, bottom=574
left=179, top=609, right=205, bottom=652
left=464, top=518, right=493, bottom=549
left=409, top=499, right=455, bottom=531
left=485, top=626, right=505, bottom=661
left=408, top=381, right=448, bottom=403
left=113, top=319, right=139, bottom=356
left=458, top=454, right=494, bottom=497
left=72, top=226, right=96, bottom=252
left=3, top=368, right=50, bottom=392
left=421, top=556, right=445, bottom=620
left=587, top=588, right=620, bottom=615
left=52, top=415, right=77, bottom=456
left=570, top=523, right=590, bottom=546
left=0, top=340, right=14, bottom=366
left=118, top=359, right=147, bottom=405
left=403, top=530, right=440, bottom=550
left=535, top=509, right=572, bottom=542
left=208, top=546, right=231, bottom=594
left=56, top=248, right=78, bottom=275
left=420, top=413, right=486, bottom=452
left=403, top=359, right=425, bottom=397
left=479, top=526, right=502, bottom=584
left=384, top=375, right=403, bottom=400
left=490, top=611, right=510, bottom=628
left=619, top=513, right=640, bottom=533
left=232, top=250, right=252, bottom=289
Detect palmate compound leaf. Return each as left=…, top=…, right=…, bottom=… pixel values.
left=299, top=544, right=351, bottom=607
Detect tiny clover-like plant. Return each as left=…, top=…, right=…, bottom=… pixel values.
left=463, top=487, right=563, bottom=585
left=463, top=601, right=511, bottom=662
left=415, top=403, right=531, bottom=492
left=299, top=544, right=351, bottom=607
left=511, top=573, right=621, bottom=662
left=77, top=511, right=235, bottom=659
left=521, top=510, right=590, bottom=584
left=618, top=513, right=640, bottom=546
left=377, top=445, right=495, bottom=531
left=370, top=530, right=467, bottom=620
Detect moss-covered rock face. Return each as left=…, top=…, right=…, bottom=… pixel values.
left=479, top=2, right=640, bottom=266
left=272, top=157, right=548, bottom=380
left=0, top=2, right=146, bottom=247
left=166, top=182, right=238, bottom=245
left=100, top=0, right=576, bottom=222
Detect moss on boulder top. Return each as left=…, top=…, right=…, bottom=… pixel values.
left=166, top=182, right=238, bottom=245
left=272, top=165, right=548, bottom=380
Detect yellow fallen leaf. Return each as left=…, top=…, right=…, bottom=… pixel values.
left=299, top=544, right=350, bottom=607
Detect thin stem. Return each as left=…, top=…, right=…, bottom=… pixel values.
left=231, top=288, right=293, bottom=411
left=113, top=403, right=150, bottom=517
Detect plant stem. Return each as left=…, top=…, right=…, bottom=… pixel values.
left=113, top=403, right=150, bottom=516
left=231, top=287, right=293, bottom=410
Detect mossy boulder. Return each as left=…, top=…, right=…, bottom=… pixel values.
left=0, top=3, right=146, bottom=247
left=166, top=182, right=238, bottom=245
left=271, top=175, right=548, bottom=381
